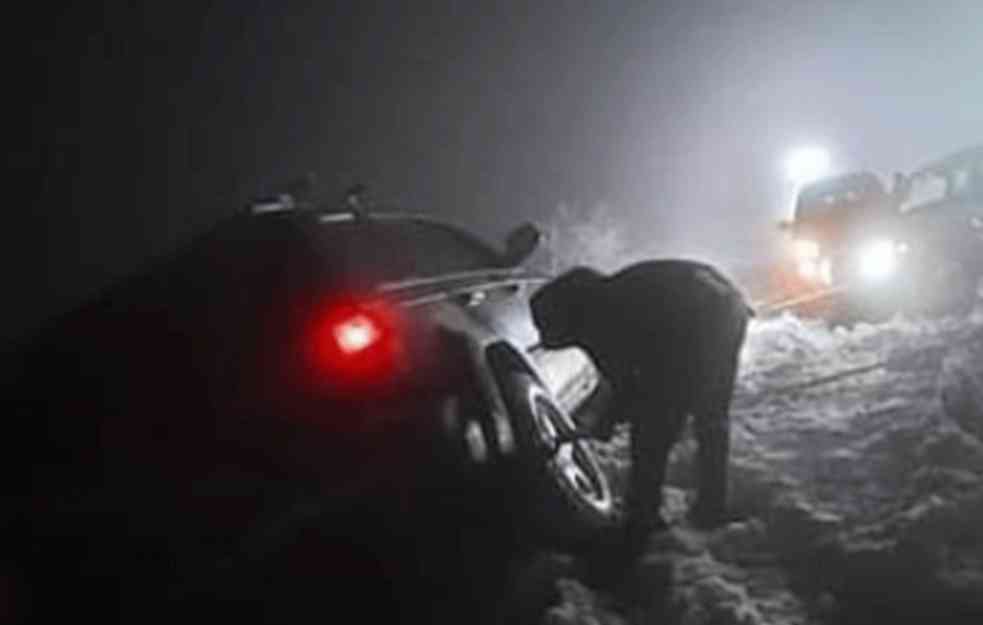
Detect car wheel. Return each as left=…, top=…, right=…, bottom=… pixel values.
left=499, top=370, right=618, bottom=545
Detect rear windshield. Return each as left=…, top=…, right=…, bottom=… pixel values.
left=900, top=173, right=947, bottom=213
left=902, top=161, right=983, bottom=213
left=305, top=218, right=505, bottom=283
left=795, top=175, right=886, bottom=222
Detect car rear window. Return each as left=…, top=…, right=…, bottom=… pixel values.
left=900, top=174, right=948, bottom=214
left=795, top=174, right=886, bottom=222
left=306, top=218, right=504, bottom=283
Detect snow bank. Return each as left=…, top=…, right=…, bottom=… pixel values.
left=544, top=312, right=983, bottom=623
left=939, top=324, right=983, bottom=440
left=543, top=579, right=627, bottom=625
left=731, top=314, right=983, bottom=620
left=542, top=523, right=810, bottom=625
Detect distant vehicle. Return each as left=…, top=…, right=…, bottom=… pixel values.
left=775, top=148, right=983, bottom=320
left=774, top=171, right=906, bottom=318
left=7, top=195, right=617, bottom=619
left=886, top=146, right=983, bottom=315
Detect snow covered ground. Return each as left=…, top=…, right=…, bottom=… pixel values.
left=542, top=310, right=983, bottom=624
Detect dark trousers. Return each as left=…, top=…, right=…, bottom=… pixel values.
left=624, top=388, right=687, bottom=536
left=622, top=320, right=745, bottom=542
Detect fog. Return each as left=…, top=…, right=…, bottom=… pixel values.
left=7, top=0, right=983, bottom=342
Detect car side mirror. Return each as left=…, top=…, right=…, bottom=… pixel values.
left=503, top=222, right=543, bottom=266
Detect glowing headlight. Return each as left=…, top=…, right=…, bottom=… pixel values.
left=858, top=239, right=898, bottom=281
left=798, top=256, right=834, bottom=284
left=793, top=239, right=820, bottom=261
left=819, top=258, right=833, bottom=285
left=798, top=258, right=819, bottom=280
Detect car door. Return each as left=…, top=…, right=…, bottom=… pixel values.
left=470, top=274, right=601, bottom=414
left=368, top=219, right=603, bottom=415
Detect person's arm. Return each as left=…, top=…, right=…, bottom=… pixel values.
left=570, top=375, right=620, bottom=440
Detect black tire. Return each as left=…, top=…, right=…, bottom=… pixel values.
left=499, top=370, right=618, bottom=545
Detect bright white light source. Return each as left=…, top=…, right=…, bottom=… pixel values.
left=793, top=238, right=820, bottom=261
left=333, top=314, right=380, bottom=354
left=858, top=239, right=898, bottom=282
left=798, top=259, right=819, bottom=281
left=819, top=258, right=834, bottom=285
left=785, top=146, right=831, bottom=185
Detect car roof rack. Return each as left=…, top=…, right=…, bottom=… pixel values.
left=245, top=180, right=442, bottom=225
left=247, top=193, right=297, bottom=214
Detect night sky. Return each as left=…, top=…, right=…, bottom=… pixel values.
left=7, top=0, right=983, bottom=343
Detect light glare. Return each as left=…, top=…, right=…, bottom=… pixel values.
left=858, top=239, right=898, bottom=281
left=334, top=314, right=380, bottom=354
left=819, top=258, right=834, bottom=285
left=785, top=146, right=831, bottom=185
left=793, top=238, right=820, bottom=260
left=798, top=259, right=819, bottom=281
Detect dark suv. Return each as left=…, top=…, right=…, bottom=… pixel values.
left=896, top=145, right=983, bottom=313
left=6, top=200, right=617, bottom=621
left=775, top=171, right=907, bottom=318
left=776, top=150, right=982, bottom=320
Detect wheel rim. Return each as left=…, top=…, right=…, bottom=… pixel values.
left=531, top=395, right=568, bottom=450
left=553, top=441, right=607, bottom=505
left=530, top=390, right=612, bottom=513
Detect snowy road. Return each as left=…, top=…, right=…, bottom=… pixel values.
left=545, top=312, right=983, bottom=625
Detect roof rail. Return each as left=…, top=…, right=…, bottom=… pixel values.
left=247, top=193, right=296, bottom=214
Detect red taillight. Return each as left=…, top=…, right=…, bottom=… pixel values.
left=308, top=299, right=403, bottom=384
left=333, top=313, right=381, bottom=355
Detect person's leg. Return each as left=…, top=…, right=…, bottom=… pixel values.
left=624, top=394, right=687, bottom=551
left=692, top=399, right=731, bottom=527
left=691, top=312, right=746, bottom=528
